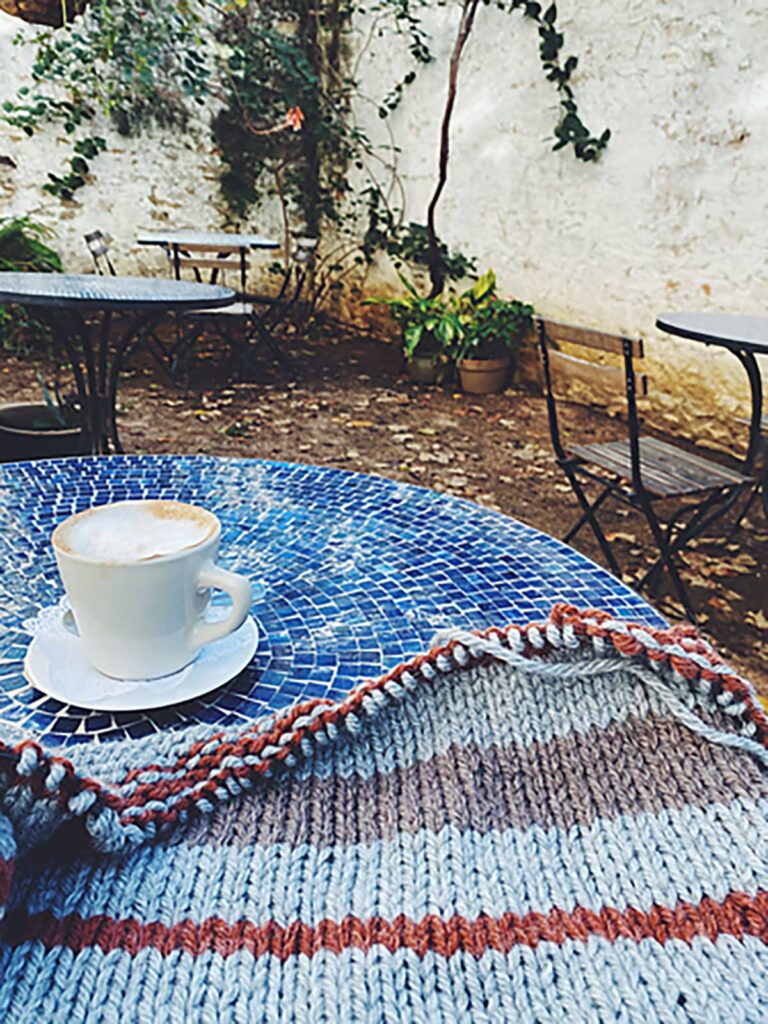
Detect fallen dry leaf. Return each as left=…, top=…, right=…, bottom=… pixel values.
left=745, top=610, right=768, bottom=631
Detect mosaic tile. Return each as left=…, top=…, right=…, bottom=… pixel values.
left=0, top=455, right=664, bottom=748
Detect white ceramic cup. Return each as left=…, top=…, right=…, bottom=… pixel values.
left=51, top=500, right=252, bottom=680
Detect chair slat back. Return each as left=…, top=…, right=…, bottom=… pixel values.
left=537, top=317, right=648, bottom=465
left=171, top=243, right=243, bottom=254
left=538, top=319, right=644, bottom=359
left=547, top=349, right=625, bottom=391
left=175, top=256, right=249, bottom=272
left=84, top=230, right=109, bottom=256
left=168, top=246, right=251, bottom=292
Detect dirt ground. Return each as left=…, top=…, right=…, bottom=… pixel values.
left=2, top=326, right=766, bottom=693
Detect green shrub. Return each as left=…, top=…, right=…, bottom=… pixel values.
left=0, top=215, right=62, bottom=354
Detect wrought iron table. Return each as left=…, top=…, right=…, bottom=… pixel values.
left=0, top=273, right=234, bottom=456
left=0, top=455, right=664, bottom=749
left=656, top=312, right=768, bottom=473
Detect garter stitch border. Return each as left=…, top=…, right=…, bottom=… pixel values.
left=0, top=602, right=765, bottom=854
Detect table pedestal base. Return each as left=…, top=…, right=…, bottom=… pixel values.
left=40, top=308, right=165, bottom=455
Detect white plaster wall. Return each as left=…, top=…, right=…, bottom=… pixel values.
left=1, top=3, right=767, bottom=449
left=0, top=12, right=284, bottom=278
left=353, top=0, right=768, bottom=450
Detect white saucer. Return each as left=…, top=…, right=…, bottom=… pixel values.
left=22, top=606, right=258, bottom=712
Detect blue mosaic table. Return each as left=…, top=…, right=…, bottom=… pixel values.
left=0, top=455, right=665, bottom=748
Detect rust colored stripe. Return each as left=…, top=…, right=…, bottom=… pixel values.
left=0, top=855, right=13, bottom=906
left=5, top=890, right=768, bottom=961
left=112, top=605, right=768, bottom=807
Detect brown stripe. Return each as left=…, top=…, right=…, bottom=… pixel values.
left=182, top=713, right=768, bottom=850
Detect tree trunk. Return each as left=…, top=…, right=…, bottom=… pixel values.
left=425, top=0, right=480, bottom=297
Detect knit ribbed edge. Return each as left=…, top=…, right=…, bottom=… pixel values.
left=0, top=602, right=765, bottom=853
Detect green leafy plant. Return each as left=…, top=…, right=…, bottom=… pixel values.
left=422, top=0, right=609, bottom=295
left=385, top=222, right=477, bottom=283
left=366, top=272, right=463, bottom=360
left=372, top=269, right=533, bottom=374
left=0, top=215, right=62, bottom=354
left=451, top=269, right=534, bottom=361
left=1, top=0, right=208, bottom=199
left=0, top=214, right=62, bottom=273
left=1, top=0, right=609, bottom=319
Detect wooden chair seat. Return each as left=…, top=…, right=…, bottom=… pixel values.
left=736, top=414, right=768, bottom=432
left=569, top=437, right=751, bottom=498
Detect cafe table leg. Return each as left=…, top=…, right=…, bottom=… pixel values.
left=107, top=312, right=166, bottom=454
left=37, top=308, right=96, bottom=454
left=39, top=307, right=166, bottom=455
left=734, top=349, right=764, bottom=474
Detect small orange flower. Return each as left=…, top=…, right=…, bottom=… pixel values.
left=285, top=106, right=305, bottom=132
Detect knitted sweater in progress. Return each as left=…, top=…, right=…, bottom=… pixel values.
left=0, top=604, right=767, bottom=1022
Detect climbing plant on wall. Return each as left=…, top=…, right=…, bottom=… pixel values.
left=421, top=0, right=610, bottom=294
left=1, top=0, right=609, bottom=300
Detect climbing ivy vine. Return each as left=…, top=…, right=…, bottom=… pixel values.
left=1, top=0, right=609, bottom=296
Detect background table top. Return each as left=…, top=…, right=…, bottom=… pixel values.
left=137, top=230, right=280, bottom=250
left=0, top=455, right=663, bottom=748
left=657, top=312, right=768, bottom=355
left=0, top=273, right=235, bottom=312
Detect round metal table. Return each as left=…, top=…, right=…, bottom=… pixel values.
left=656, top=312, right=768, bottom=473
left=0, top=455, right=664, bottom=748
left=0, top=274, right=234, bottom=455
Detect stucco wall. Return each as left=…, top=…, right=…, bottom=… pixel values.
left=0, top=12, right=284, bottom=279
left=353, top=1, right=768, bottom=451
left=1, top=3, right=767, bottom=452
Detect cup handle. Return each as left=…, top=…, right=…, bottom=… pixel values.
left=191, top=565, right=252, bottom=650
left=62, top=608, right=79, bottom=636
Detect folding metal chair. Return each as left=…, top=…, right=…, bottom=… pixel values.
left=173, top=244, right=305, bottom=378
left=83, top=230, right=181, bottom=379
left=538, top=318, right=754, bottom=621
left=249, top=237, right=318, bottom=334
left=84, top=230, right=116, bottom=276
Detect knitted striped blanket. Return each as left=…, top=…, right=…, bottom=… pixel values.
left=1, top=604, right=767, bottom=1022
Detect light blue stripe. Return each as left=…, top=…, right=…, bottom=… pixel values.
left=292, top=660, right=674, bottom=782
left=1, top=935, right=767, bottom=1022
left=12, top=798, right=768, bottom=929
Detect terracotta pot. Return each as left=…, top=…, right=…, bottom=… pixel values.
left=458, top=355, right=512, bottom=395
left=405, top=355, right=440, bottom=385
left=0, top=0, right=88, bottom=27
left=0, top=403, right=85, bottom=462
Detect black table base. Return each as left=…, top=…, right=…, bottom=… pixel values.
left=39, top=308, right=165, bottom=455
left=0, top=274, right=235, bottom=459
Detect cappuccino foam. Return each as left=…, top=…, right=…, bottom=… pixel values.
left=60, top=502, right=214, bottom=563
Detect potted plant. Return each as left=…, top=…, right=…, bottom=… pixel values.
left=366, top=273, right=462, bottom=384
left=0, top=377, right=84, bottom=462
left=451, top=271, right=534, bottom=394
